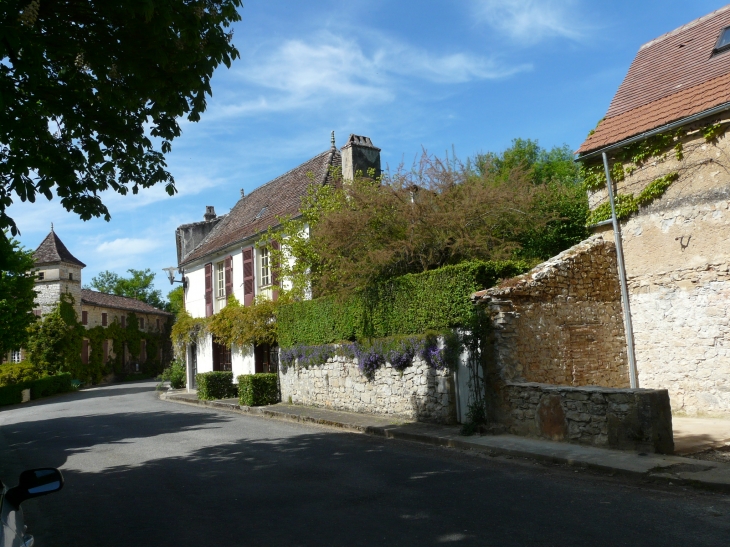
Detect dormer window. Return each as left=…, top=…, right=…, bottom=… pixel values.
left=713, top=26, right=730, bottom=54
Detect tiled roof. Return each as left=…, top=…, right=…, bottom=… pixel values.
left=33, top=230, right=86, bottom=267
left=81, top=289, right=173, bottom=316
left=180, top=148, right=341, bottom=266
left=579, top=6, right=730, bottom=155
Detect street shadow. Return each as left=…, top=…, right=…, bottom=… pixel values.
left=5, top=411, right=728, bottom=547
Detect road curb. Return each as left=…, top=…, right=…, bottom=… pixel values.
left=159, top=391, right=730, bottom=492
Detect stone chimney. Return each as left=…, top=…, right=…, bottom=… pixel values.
left=204, top=206, right=217, bottom=221
left=341, top=134, right=381, bottom=181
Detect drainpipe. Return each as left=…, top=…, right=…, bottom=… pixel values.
left=602, top=152, right=639, bottom=388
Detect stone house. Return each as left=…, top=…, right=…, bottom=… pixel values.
left=3, top=228, right=173, bottom=373
left=476, top=6, right=730, bottom=418
left=175, top=134, right=381, bottom=388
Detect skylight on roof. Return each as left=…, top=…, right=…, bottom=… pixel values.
left=713, top=26, right=730, bottom=54
left=255, top=207, right=267, bottom=219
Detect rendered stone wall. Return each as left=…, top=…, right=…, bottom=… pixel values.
left=481, top=236, right=629, bottom=388
left=279, top=354, right=455, bottom=423
left=589, top=127, right=730, bottom=415
left=501, top=382, right=674, bottom=454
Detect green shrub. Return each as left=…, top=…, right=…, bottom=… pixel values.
left=196, top=371, right=236, bottom=400
left=0, top=373, right=75, bottom=406
left=0, top=361, right=41, bottom=386
left=277, top=260, right=528, bottom=347
left=238, top=374, right=279, bottom=406
left=30, top=373, right=73, bottom=399
left=158, top=360, right=186, bottom=389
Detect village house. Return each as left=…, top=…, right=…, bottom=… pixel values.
left=175, top=134, right=381, bottom=389
left=475, top=6, right=730, bottom=418
left=4, top=228, right=173, bottom=373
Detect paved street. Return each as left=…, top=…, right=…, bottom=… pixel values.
left=1, top=382, right=729, bottom=547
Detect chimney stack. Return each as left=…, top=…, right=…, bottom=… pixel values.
left=204, top=206, right=217, bottom=221
left=341, top=134, right=381, bottom=181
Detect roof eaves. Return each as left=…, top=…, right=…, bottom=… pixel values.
left=576, top=101, right=730, bottom=160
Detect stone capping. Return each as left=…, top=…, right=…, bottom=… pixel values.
left=500, top=382, right=674, bottom=454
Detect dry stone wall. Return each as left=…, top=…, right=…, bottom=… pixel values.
left=279, top=354, right=455, bottom=423
left=480, top=236, right=629, bottom=388
left=501, top=382, right=674, bottom=453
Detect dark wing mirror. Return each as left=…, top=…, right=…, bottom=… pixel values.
left=6, top=468, right=64, bottom=508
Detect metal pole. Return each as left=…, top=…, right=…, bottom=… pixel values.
left=602, top=152, right=639, bottom=388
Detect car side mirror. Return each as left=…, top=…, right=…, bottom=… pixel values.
left=5, top=468, right=64, bottom=508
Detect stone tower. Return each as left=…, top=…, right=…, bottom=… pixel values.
left=32, top=228, right=86, bottom=319
left=340, top=134, right=381, bottom=181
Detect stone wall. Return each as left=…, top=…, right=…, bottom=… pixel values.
left=279, top=354, right=455, bottom=423
left=476, top=236, right=629, bottom=388
left=501, top=382, right=674, bottom=453
left=589, top=125, right=730, bottom=415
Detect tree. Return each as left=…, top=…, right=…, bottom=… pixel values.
left=86, top=268, right=164, bottom=309
left=0, top=0, right=242, bottom=234
left=267, top=141, right=588, bottom=297
left=167, top=286, right=184, bottom=316
left=0, top=232, right=37, bottom=356
left=26, top=293, right=84, bottom=378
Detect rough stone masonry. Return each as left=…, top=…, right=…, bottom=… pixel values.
left=278, top=353, right=455, bottom=424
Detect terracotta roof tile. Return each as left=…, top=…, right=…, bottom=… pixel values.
left=81, top=289, right=172, bottom=316
left=33, top=230, right=86, bottom=267
left=180, top=148, right=340, bottom=266
left=579, top=6, right=730, bottom=154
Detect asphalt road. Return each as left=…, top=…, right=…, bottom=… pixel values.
left=1, top=381, right=729, bottom=547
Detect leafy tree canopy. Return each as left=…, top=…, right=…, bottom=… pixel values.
left=267, top=140, right=588, bottom=297
left=0, top=0, right=242, bottom=234
left=86, top=268, right=164, bottom=309
left=0, top=232, right=37, bottom=355
left=167, top=285, right=184, bottom=316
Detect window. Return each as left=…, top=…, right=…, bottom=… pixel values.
left=260, top=247, right=270, bottom=287
left=11, top=350, right=21, bottom=364
left=139, top=317, right=144, bottom=329
left=216, top=261, right=225, bottom=298
left=37, top=271, right=44, bottom=281
left=714, top=26, right=730, bottom=54
left=156, top=318, right=160, bottom=330
left=102, top=313, right=107, bottom=327
left=68, top=272, right=73, bottom=281
left=121, top=315, right=126, bottom=328
left=81, top=310, right=88, bottom=325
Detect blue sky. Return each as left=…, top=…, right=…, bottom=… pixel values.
left=11, top=0, right=725, bottom=299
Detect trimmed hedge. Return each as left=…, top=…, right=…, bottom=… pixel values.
left=238, top=374, right=279, bottom=406
left=277, top=260, right=528, bottom=347
left=196, top=371, right=237, bottom=400
left=0, top=373, right=75, bottom=406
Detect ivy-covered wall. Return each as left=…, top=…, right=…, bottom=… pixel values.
left=277, top=260, right=529, bottom=348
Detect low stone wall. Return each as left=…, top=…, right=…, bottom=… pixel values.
left=279, top=355, right=455, bottom=424
left=501, top=382, right=674, bottom=454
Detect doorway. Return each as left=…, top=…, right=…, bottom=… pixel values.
left=212, top=339, right=232, bottom=372
left=254, top=343, right=278, bottom=374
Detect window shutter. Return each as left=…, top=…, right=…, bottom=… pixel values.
left=81, top=339, right=89, bottom=365
left=271, top=240, right=280, bottom=302
left=121, top=315, right=126, bottom=328
left=102, top=313, right=107, bottom=327
left=224, top=255, right=233, bottom=302
left=82, top=310, right=88, bottom=325
left=205, top=262, right=213, bottom=317
left=242, top=247, right=255, bottom=306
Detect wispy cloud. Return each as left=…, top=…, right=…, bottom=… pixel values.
left=472, top=0, right=585, bottom=44
left=211, top=31, right=530, bottom=119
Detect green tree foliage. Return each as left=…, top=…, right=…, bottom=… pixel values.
left=87, top=268, right=164, bottom=309
left=0, top=232, right=37, bottom=355
left=472, top=139, right=589, bottom=260
left=0, top=0, right=242, bottom=234
left=166, top=286, right=184, bottom=315
left=267, top=141, right=588, bottom=297
left=26, top=294, right=85, bottom=378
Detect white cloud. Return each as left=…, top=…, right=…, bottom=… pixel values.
left=95, top=237, right=163, bottom=256
left=210, top=31, right=529, bottom=119
left=472, top=0, right=585, bottom=43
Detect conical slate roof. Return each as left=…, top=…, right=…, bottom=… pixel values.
left=33, top=230, right=86, bottom=267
